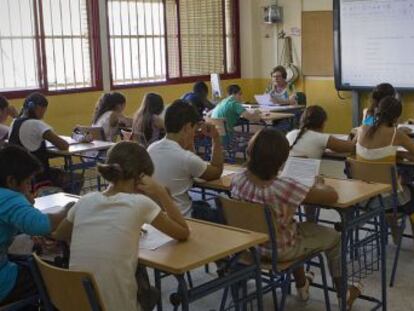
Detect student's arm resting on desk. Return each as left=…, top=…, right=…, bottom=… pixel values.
left=199, top=124, right=224, bottom=181
left=43, top=130, right=69, bottom=150
left=327, top=136, right=356, bottom=153
left=304, top=178, right=339, bottom=205
left=137, top=176, right=190, bottom=241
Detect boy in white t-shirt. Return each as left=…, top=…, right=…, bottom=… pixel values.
left=54, top=141, right=189, bottom=311
left=148, top=99, right=224, bottom=215
left=286, top=105, right=355, bottom=159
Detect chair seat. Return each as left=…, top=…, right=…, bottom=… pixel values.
left=238, top=249, right=323, bottom=272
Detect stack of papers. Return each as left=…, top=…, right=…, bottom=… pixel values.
left=280, top=157, right=321, bottom=187
left=139, top=224, right=174, bottom=250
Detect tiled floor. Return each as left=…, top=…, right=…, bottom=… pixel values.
left=153, top=160, right=414, bottom=311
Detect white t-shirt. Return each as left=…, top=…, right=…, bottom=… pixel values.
left=286, top=129, right=330, bottom=159
left=9, top=119, right=52, bottom=151
left=68, top=192, right=161, bottom=311
left=93, top=111, right=118, bottom=142
left=0, top=124, right=9, bottom=141
left=148, top=138, right=208, bottom=215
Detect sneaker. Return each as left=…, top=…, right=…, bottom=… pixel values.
left=296, top=271, right=315, bottom=302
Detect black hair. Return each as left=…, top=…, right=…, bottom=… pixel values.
left=271, top=65, right=288, bottom=80
left=93, top=92, right=126, bottom=124
left=20, top=92, right=48, bottom=119
left=0, top=145, right=42, bottom=187
left=164, top=99, right=199, bottom=133
left=247, top=129, right=289, bottom=181
left=193, top=81, right=208, bottom=95
left=368, top=96, right=402, bottom=137
left=97, top=141, right=154, bottom=183
left=0, top=96, right=9, bottom=111
left=367, top=83, right=396, bottom=116
left=290, top=105, right=327, bottom=149
left=227, top=84, right=242, bottom=96
left=132, top=93, right=164, bottom=143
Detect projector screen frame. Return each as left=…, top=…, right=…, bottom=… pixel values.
left=333, top=0, right=414, bottom=92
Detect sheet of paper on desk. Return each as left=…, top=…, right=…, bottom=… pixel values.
left=280, top=157, right=321, bottom=187
left=398, top=124, right=414, bottom=133
left=254, top=94, right=274, bottom=106
left=38, top=205, right=65, bottom=214
left=139, top=224, right=174, bottom=250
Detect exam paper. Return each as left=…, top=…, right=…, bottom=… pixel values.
left=280, top=157, right=321, bottom=187
left=139, top=224, right=174, bottom=250
left=254, top=94, right=273, bottom=106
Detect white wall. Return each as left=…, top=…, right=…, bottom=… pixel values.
left=239, top=0, right=333, bottom=79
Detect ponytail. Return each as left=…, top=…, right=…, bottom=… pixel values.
left=290, top=105, right=327, bottom=149
left=367, top=96, right=401, bottom=137
left=20, top=92, right=48, bottom=119
left=97, top=163, right=124, bottom=182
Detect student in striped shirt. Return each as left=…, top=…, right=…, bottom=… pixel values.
left=231, top=128, right=361, bottom=308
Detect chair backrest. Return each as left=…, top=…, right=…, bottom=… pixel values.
left=216, top=196, right=278, bottom=270
left=74, top=125, right=106, bottom=141
left=205, top=117, right=228, bottom=137
left=345, top=157, right=397, bottom=186
left=30, top=253, right=105, bottom=311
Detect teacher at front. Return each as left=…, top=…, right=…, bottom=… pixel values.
left=265, top=65, right=297, bottom=106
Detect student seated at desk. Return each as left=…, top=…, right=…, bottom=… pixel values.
left=92, top=92, right=132, bottom=142
left=211, top=84, right=261, bottom=143
left=362, top=83, right=396, bottom=126
left=287, top=105, right=355, bottom=159
left=132, top=93, right=165, bottom=147
left=182, top=81, right=215, bottom=118
left=0, top=146, right=70, bottom=307
left=231, top=129, right=361, bottom=307
left=0, top=96, right=18, bottom=143
left=265, top=65, right=297, bottom=106
left=148, top=100, right=223, bottom=216
left=54, top=141, right=189, bottom=311
left=8, top=93, right=79, bottom=193
left=355, top=96, right=414, bottom=239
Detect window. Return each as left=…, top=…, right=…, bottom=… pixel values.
left=0, top=0, right=100, bottom=94
left=107, top=0, right=239, bottom=86
left=107, top=0, right=166, bottom=85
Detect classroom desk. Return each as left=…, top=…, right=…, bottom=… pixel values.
left=34, top=193, right=268, bottom=311
left=194, top=169, right=391, bottom=311
left=47, top=138, right=115, bottom=192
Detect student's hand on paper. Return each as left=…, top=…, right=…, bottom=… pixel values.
left=314, top=175, right=325, bottom=185
left=399, top=126, right=412, bottom=135
left=63, top=201, right=76, bottom=213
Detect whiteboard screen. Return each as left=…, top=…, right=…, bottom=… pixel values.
left=334, top=0, right=414, bottom=90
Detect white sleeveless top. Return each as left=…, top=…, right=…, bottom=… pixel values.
left=93, top=111, right=118, bottom=142
left=356, top=128, right=398, bottom=163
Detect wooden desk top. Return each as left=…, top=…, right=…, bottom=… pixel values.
left=196, top=166, right=392, bottom=209
left=260, top=112, right=295, bottom=122
left=194, top=164, right=242, bottom=191
left=47, top=140, right=114, bottom=156
left=139, top=219, right=268, bottom=274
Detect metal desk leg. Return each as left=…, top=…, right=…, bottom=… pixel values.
left=379, top=200, right=387, bottom=311
left=340, top=213, right=349, bottom=311
left=173, top=274, right=190, bottom=311
left=154, top=269, right=163, bottom=311
left=250, top=246, right=264, bottom=311
left=63, top=155, right=75, bottom=193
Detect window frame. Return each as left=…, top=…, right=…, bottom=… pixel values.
left=1, top=0, right=103, bottom=99
left=106, top=0, right=241, bottom=91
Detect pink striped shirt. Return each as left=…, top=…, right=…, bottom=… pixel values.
left=231, top=170, right=309, bottom=255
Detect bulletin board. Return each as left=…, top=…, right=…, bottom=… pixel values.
left=302, top=11, right=334, bottom=76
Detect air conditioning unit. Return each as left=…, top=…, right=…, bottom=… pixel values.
left=264, top=4, right=283, bottom=24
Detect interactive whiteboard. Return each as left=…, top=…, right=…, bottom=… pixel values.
left=334, top=0, right=414, bottom=90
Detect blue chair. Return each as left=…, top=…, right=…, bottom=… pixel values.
left=345, top=158, right=413, bottom=287
left=28, top=253, right=104, bottom=311
left=216, top=196, right=331, bottom=311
